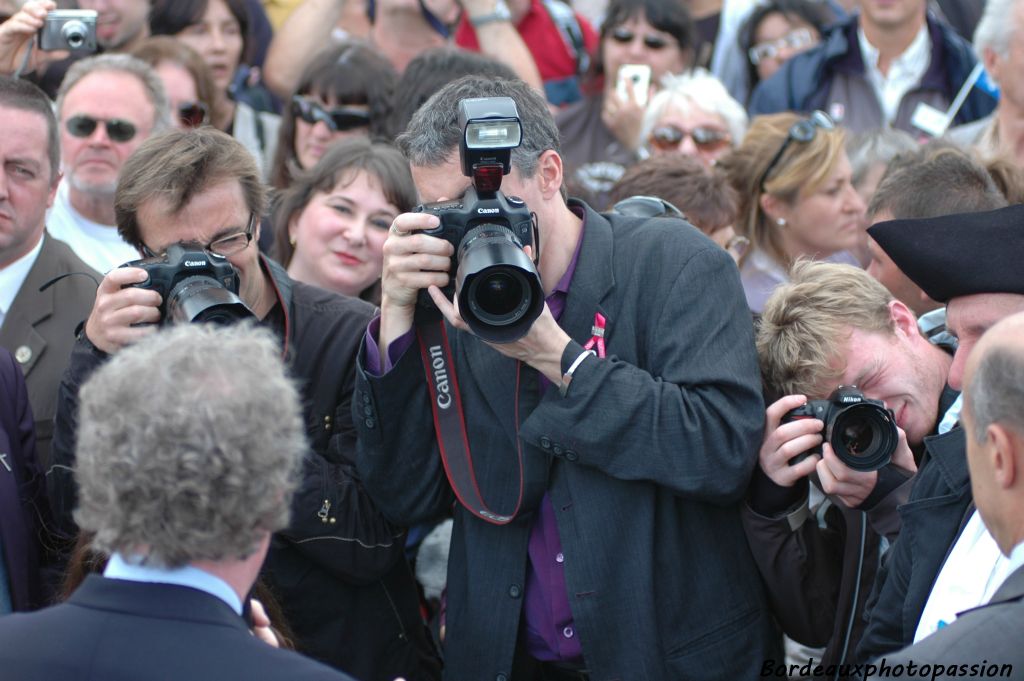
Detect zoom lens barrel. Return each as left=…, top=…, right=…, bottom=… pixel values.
left=826, top=402, right=898, bottom=472
left=166, top=276, right=255, bottom=325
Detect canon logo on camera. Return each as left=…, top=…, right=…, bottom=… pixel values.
left=428, top=345, right=452, bottom=409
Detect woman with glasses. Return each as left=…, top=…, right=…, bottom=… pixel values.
left=131, top=37, right=217, bottom=130
left=638, top=67, right=746, bottom=168
left=269, top=42, right=397, bottom=190
left=738, top=0, right=834, bottom=101
left=272, top=137, right=416, bottom=305
left=556, top=0, right=695, bottom=207
left=717, top=111, right=866, bottom=314
left=150, top=0, right=281, bottom=177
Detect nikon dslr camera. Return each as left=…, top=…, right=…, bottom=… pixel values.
left=121, top=245, right=253, bottom=325
left=782, top=386, right=899, bottom=472
left=414, top=97, right=543, bottom=343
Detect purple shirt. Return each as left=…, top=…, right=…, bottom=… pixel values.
left=362, top=211, right=587, bottom=664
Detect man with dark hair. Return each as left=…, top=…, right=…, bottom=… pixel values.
left=0, top=324, right=355, bottom=680
left=868, top=311, right=1024, bottom=677
left=355, top=75, right=777, bottom=679
left=865, top=145, right=1007, bottom=316
left=858, top=204, right=1024, bottom=662
left=749, top=0, right=994, bottom=134
left=0, top=75, right=97, bottom=468
left=50, top=128, right=441, bottom=681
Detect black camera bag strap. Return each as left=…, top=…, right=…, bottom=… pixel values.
left=416, top=320, right=526, bottom=525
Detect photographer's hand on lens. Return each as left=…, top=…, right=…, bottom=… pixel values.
left=601, top=82, right=648, bottom=152
left=760, top=394, right=823, bottom=487
left=83, top=267, right=163, bottom=355
left=816, top=442, right=879, bottom=509
left=0, top=1, right=67, bottom=75
left=379, top=211, right=454, bottom=350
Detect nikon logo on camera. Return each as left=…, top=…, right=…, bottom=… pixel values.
left=477, top=208, right=500, bottom=214
left=428, top=345, right=452, bottom=409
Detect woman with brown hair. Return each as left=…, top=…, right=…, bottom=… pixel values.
left=269, top=41, right=397, bottom=190
left=717, top=111, right=866, bottom=313
left=272, top=137, right=416, bottom=304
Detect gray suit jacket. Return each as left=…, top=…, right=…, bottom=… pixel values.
left=868, top=565, right=1024, bottom=679
left=356, top=201, right=778, bottom=680
left=0, top=233, right=97, bottom=468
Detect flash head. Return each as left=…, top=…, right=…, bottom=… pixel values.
left=459, top=97, right=522, bottom=179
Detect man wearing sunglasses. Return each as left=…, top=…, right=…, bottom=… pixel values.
left=47, top=127, right=441, bottom=681
left=749, top=0, right=994, bottom=135
left=47, top=54, right=171, bottom=274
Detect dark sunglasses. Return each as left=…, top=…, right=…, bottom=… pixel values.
left=65, top=115, right=137, bottom=143
left=612, top=195, right=686, bottom=219
left=178, top=101, right=209, bottom=128
left=758, top=110, right=835, bottom=192
left=291, top=95, right=371, bottom=132
left=609, top=27, right=671, bottom=50
left=648, top=125, right=731, bottom=153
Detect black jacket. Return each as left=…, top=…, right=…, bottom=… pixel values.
left=49, top=257, right=441, bottom=681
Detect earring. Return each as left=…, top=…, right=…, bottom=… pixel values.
left=289, top=233, right=296, bottom=246
left=776, top=218, right=787, bottom=227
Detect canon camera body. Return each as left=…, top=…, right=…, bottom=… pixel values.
left=122, top=245, right=254, bottom=325
left=414, top=97, right=544, bottom=343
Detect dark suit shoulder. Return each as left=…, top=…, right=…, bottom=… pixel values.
left=40, top=233, right=102, bottom=278
left=602, top=211, right=734, bottom=274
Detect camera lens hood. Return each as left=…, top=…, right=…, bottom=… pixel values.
left=826, top=402, right=898, bottom=472
left=456, top=223, right=543, bottom=343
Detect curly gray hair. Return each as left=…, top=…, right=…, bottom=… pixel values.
left=396, top=75, right=560, bottom=178
left=73, top=323, right=306, bottom=568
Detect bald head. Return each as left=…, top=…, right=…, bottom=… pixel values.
left=962, top=312, right=1024, bottom=555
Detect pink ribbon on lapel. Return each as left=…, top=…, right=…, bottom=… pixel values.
left=583, top=312, right=607, bottom=358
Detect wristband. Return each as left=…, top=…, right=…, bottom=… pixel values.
left=560, top=349, right=595, bottom=397
left=469, top=0, right=512, bottom=27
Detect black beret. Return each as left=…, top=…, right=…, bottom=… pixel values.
left=867, top=204, right=1024, bottom=304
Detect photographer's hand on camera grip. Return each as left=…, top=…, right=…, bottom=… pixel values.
left=379, top=212, right=453, bottom=353
left=760, top=395, right=823, bottom=487
left=0, top=1, right=66, bottom=75
left=83, top=267, right=162, bottom=355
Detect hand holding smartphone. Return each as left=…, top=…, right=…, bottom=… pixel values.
left=615, top=64, right=652, bottom=108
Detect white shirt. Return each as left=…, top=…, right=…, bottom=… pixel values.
left=0, top=235, right=44, bottom=330
left=103, top=552, right=243, bottom=615
left=858, top=23, right=932, bottom=125
left=46, top=181, right=140, bottom=274
left=913, top=511, right=1024, bottom=642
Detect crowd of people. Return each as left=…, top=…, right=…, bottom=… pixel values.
left=0, top=0, right=1022, bottom=679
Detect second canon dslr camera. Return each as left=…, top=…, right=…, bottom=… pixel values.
left=782, top=386, right=899, bottom=472
left=414, top=97, right=543, bottom=343
left=122, top=245, right=253, bottom=325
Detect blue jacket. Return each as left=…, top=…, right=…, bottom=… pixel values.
left=749, top=13, right=996, bottom=134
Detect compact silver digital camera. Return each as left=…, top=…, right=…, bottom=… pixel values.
left=38, top=10, right=98, bottom=52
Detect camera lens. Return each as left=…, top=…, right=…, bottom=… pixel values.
left=62, top=21, right=87, bottom=49
left=456, top=224, right=543, bottom=343
left=166, top=276, right=254, bottom=325
left=473, top=271, right=525, bottom=318
left=827, top=402, right=898, bottom=472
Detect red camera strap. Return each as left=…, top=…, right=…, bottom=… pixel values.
left=416, top=321, right=526, bottom=525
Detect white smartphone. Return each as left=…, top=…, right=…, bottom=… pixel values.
left=615, top=64, right=652, bottom=107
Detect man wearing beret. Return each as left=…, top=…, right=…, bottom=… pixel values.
left=857, top=204, right=1024, bottom=663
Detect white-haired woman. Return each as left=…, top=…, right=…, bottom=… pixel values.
left=638, top=68, right=747, bottom=167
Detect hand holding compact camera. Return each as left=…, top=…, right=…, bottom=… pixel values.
left=0, top=1, right=92, bottom=76
left=37, top=8, right=97, bottom=52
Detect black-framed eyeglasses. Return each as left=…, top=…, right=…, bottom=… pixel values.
left=65, top=115, right=138, bottom=143
left=141, top=212, right=257, bottom=259
left=177, top=101, right=209, bottom=128
left=609, top=27, right=672, bottom=50
left=291, top=95, right=371, bottom=132
left=648, top=125, right=731, bottom=153
left=612, top=195, right=687, bottom=219
left=758, top=110, right=835, bottom=192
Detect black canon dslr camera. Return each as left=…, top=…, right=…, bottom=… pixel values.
left=782, top=386, right=899, bottom=472
left=414, top=97, right=544, bottom=343
left=122, top=245, right=253, bottom=325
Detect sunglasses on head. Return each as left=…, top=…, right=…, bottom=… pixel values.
left=291, top=95, right=371, bottom=132
left=609, top=27, right=671, bottom=50
left=65, top=115, right=137, bottom=143
left=612, top=195, right=687, bottom=219
left=758, top=110, right=835, bottom=192
left=177, top=101, right=209, bottom=128
left=648, top=125, right=731, bottom=153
